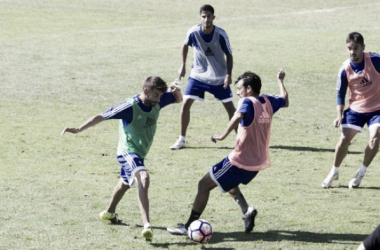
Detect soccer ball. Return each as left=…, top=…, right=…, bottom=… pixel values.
left=188, top=219, right=212, bottom=243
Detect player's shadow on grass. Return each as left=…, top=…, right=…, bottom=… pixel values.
left=270, top=145, right=362, bottom=154
left=185, top=145, right=362, bottom=154
left=210, top=230, right=367, bottom=244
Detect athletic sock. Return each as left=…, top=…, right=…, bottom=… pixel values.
left=331, top=166, right=339, bottom=175
left=144, top=223, right=152, bottom=229
left=179, top=135, right=185, bottom=142
left=358, top=164, right=367, bottom=176
left=234, top=193, right=249, bottom=214
left=185, top=210, right=201, bottom=228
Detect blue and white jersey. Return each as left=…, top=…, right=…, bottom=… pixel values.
left=184, top=24, right=232, bottom=86
left=102, top=92, right=176, bottom=124
left=237, top=94, right=286, bottom=127
left=336, top=52, right=380, bottom=105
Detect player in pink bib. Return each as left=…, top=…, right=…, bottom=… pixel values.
left=167, top=69, right=289, bottom=235
left=322, top=32, right=380, bottom=189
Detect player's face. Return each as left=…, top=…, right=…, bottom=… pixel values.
left=145, top=88, right=163, bottom=106
left=347, top=41, right=365, bottom=64
left=200, top=11, right=215, bottom=30
left=236, top=80, right=248, bottom=97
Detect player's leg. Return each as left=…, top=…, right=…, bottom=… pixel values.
left=135, top=170, right=153, bottom=241
left=170, top=78, right=204, bottom=149
left=166, top=172, right=216, bottom=235
left=349, top=122, right=380, bottom=188
left=99, top=179, right=129, bottom=223
left=135, top=170, right=150, bottom=226
left=107, top=179, right=130, bottom=213
left=222, top=101, right=236, bottom=120
left=228, top=171, right=259, bottom=233
left=228, top=187, right=249, bottom=214
left=322, top=109, right=362, bottom=188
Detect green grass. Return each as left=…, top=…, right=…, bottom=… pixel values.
left=1, top=0, right=380, bottom=249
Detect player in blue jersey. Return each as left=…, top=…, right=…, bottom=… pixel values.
left=322, top=32, right=380, bottom=188
left=170, top=4, right=236, bottom=150
left=61, top=76, right=182, bottom=241
left=167, top=69, right=288, bottom=235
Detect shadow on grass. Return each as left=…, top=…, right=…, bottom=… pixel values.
left=139, top=226, right=366, bottom=248
left=333, top=184, right=380, bottom=190
left=183, top=145, right=362, bottom=154
left=210, top=230, right=367, bottom=244
left=270, top=145, right=361, bottom=154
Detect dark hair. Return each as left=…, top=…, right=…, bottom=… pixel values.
left=346, top=32, right=364, bottom=46
left=200, top=4, right=214, bottom=14
left=143, top=76, right=168, bottom=93
left=235, top=71, right=261, bottom=94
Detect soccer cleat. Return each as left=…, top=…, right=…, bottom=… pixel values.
left=348, top=171, right=365, bottom=189
left=141, top=227, right=153, bottom=241
left=321, top=173, right=339, bottom=188
left=243, top=207, right=258, bottom=233
left=170, top=139, right=186, bottom=150
left=167, top=224, right=188, bottom=235
left=99, top=210, right=120, bottom=223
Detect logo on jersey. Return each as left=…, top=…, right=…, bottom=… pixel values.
left=144, top=117, right=156, bottom=128
left=205, top=47, right=214, bottom=56
left=258, top=106, right=271, bottom=123
left=358, top=77, right=372, bottom=88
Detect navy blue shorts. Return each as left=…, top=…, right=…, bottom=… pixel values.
left=117, top=153, right=146, bottom=188
left=209, top=157, right=258, bottom=193
left=341, top=108, right=380, bottom=131
left=184, top=77, right=233, bottom=103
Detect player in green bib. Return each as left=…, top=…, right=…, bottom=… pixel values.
left=62, top=76, right=182, bottom=241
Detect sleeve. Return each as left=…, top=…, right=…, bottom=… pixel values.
left=159, top=91, right=176, bottom=109
left=363, top=223, right=380, bottom=250
left=336, top=64, right=348, bottom=105
left=102, top=100, right=133, bottom=123
left=184, top=26, right=197, bottom=47
left=264, top=94, right=285, bottom=114
left=237, top=98, right=254, bottom=127
left=218, top=29, right=232, bottom=55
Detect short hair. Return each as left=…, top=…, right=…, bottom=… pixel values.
left=235, top=71, right=261, bottom=95
left=200, top=4, right=214, bottom=14
left=143, top=76, right=168, bottom=93
left=346, top=32, right=364, bottom=46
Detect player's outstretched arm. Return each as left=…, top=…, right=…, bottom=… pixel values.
left=211, top=112, right=242, bottom=143
left=61, top=114, right=105, bottom=136
left=277, top=69, right=289, bottom=107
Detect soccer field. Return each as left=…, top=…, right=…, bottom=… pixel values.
left=1, top=0, right=380, bottom=249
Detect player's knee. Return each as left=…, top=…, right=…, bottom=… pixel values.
left=138, top=171, right=150, bottom=187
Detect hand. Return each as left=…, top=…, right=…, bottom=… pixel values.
left=211, top=134, right=224, bottom=143
left=61, top=127, right=80, bottom=136
left=223, top=75, right=232, bottom=89
left=170, top=79, right=181, bottom=92
left=178, top=66, right=186, bottom=80
left=277, top=69, right=286, bottom=80
left=333, top=117, right=342, bottom=127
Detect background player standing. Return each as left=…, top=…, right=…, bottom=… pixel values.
left=322, top=32, right=380, bottom=188
left=170, top=4, right=235, bottom=150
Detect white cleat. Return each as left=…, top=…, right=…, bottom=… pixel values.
left=170, top=139, right=186, bottom=150
left=349, top=171, right=365, bottom=189
left=167, top=224, right=188, bottom=235
left=321, top=173, right=339, bottom=188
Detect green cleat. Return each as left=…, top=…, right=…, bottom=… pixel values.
left=142, top=227, right=153, bottom=241
left=99, top=210, right=120, bottom=223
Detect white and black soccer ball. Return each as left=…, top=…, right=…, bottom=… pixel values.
left=188, top=219, right=212, bottom=243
